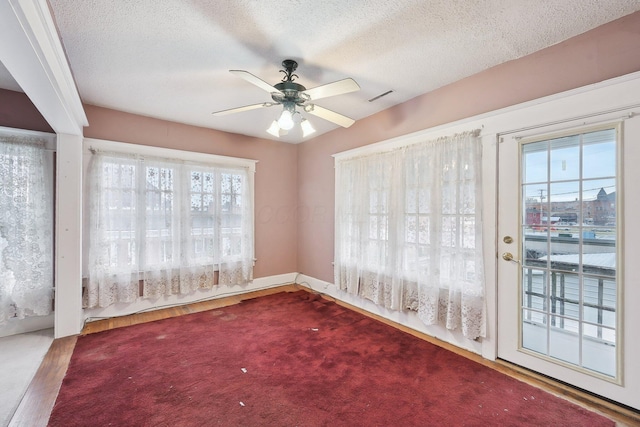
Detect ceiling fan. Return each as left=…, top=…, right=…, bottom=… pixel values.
left=212, top=59, right=360, bottom=137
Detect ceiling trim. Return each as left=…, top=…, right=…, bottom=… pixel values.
left=0, top=0, right=87, bottom=135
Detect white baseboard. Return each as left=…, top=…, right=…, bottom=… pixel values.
left=0, top=314, right=54, bottom=338
left=83, top=272, right=298, bottom=323
left=295, top=274, right=484, bottom=356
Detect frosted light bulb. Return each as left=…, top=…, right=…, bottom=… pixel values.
left=277, top=110, right=294, bottom=130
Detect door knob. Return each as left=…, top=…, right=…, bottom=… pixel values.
left=502, top=252, right=519, bottom=263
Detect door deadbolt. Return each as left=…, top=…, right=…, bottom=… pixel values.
left=503, top=236, right=513, bottom=244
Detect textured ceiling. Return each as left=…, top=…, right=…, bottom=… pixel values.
left=8, top=1, right=640, bottom=143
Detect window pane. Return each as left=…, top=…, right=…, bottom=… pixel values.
left=583, top=276, right=616, bottom=328
left=523, top=229, right=547, bottom=268
left=523, top=142, right=548, bottom=183
left=549, top=316, right=579, bottom=366
left=221, top=173, right=231, bottom=193
left=202, top=194, right=214, bottom=211
left=582, top=328, right=616, bottom=377
left=146, top=167, right=159, bottom=187
left=523, top=183, right=547, bottom=226
left=203, top=172, right=214, bottom=192
left=441, top=217, right=457, bottom=247
left=406, top=189, right=417, bottom=214
left=191, top=171, right=202, bottom=191
left=462, top=216, right=475, bottom=248
left=522, top=309, right=547, bottom=354
left=418, top=189, right=430, bottom=213
left=583, top=129, right=616, bottom=179
left=160, top=168, right=173, bottom=190
left=406, top=216, right=416, bottom=243
left=441, top=185, right=457, bottom=214
left=550, top=272, right=579, bottom=320
left=121, top=164, right=136, bottom=188
left=232, top=174, right=242, bottom=193
left=550, top=136, right=580, bottom=181
left=522, top=268, right=547, bottom=311
left=418, top=216, right=429, bottom=245
left=191, top=194, right=202, bottom=211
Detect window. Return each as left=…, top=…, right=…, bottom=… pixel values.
left=334, top=131, right=485, bottom=339
left=0, top=130, right=54, bottom=324
left=86, top=146, right=254, bottom=309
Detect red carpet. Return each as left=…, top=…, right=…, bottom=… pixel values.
left=49, top=291, right=613, bottom=426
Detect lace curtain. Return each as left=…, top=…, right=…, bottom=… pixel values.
left=86, top=151, right=253, bottom=308
left=334, top=131, right=485, bottom=339
left=0, top=134, right=53, bottom=324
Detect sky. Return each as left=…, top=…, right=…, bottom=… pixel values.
left=522, top=130, right=616, bottom=202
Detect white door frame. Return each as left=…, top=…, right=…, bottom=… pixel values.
left=496, top=114, right=640, bottom=408
left=489, top=91, right=640, bottom=410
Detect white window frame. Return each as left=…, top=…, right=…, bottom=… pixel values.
left=83, top=138, right=257, bottom=274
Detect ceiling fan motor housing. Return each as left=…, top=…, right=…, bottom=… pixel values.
left=272, top=81, right=309, bottom=105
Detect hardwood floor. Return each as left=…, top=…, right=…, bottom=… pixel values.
left=8, top=335, right=76, bottom=427
left=9, top=285, right=640, bottom=427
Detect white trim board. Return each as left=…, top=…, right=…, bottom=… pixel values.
left=55, top=133, right=84, bottom=338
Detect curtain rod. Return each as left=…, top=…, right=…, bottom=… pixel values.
left=498, top=108, right=637, bottom=139
left=0, top=141, right=57, bottom=152
left=334, top=128, right=482, bottom=161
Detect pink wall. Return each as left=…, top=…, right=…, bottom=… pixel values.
left=83, top=105, right=298, bottom=279
left=0, top=88, right=53, bottom=133
left=297, top=11, right=640, bottom=282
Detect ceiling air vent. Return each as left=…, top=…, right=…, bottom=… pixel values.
left=368, top=90, right=393, bottom=102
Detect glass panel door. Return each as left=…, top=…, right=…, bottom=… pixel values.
left=520, top=127, right=618, bottom=378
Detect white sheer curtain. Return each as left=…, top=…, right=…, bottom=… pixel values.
left=335, top=131, right=485, bottom=339
left=86, top=151, right=253, bottom=309
left=0, top=133, right=53, bottom=324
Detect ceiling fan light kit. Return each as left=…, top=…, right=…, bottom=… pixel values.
left=276, top=102, right=296, bottom=130
left=300, top=118, right=316, bottom=137
left=267, top=120, right=285, bottom=137
left=212, top=59, right=360, bottom=139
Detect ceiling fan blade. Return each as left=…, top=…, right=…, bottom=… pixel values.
left=229, top=70, right=282, bottom=94
left=212, top=102, right=275, bottom=116
left=304, top=104, right=355, bottom=128
left=302, top=78, right=360, bottom=101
